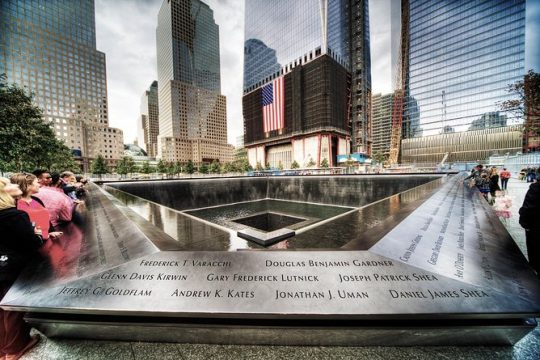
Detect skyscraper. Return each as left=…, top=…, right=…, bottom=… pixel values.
left=0, top=0, right=124, bottom=170
left=400, top=0, right=526, bottom=164
left=156, top=0, right=233, bottom=164
left=138, top=81, right=159, bottom=158
left=242, top=0, right=371, bottom=169
left=371, top=93, right=394, bottom=160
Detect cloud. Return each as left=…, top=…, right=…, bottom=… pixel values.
left=95, top=0, right=161, bottom=143
left=369, top=0, right=393, bottom=95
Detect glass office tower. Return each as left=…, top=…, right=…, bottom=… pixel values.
left=244, top=0, right=351, bottom=92
left=157, top=0, right=232, bottom=164
left=138, top=81, right=159, bottom=158
left=403, top=0, right=525, bottom=137
left=243, top=0, right=371, bottom=168
left=0, top=0, right=124, bottom=169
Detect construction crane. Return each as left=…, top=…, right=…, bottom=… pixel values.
left=441, top=90, right=447, bottom=133
left=439, top=152, right=449, bottom=168
left=388, top=0, right=409, bottom=166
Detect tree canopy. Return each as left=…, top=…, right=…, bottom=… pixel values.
left=91, top=154, right=108, bottom=176
left=0, top=75, right=79, bottom=172
left=209, top=160, right=220, bottom=174
left=116, top=156, right=136, bottom=176
left=140, top=161, right=153, bottom=174
left=500, top=70, right=540, bottom=150
left=320, top=158, right=329, bottom=168
left=185, top=160, right=195, bottom=174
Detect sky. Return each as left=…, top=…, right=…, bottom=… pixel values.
left=95, top=0, right=539, bottom=146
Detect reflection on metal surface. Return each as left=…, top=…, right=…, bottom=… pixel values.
left=1, top=174, right=539, bottom=346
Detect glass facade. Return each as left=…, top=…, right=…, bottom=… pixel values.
left=371, top=93, right=394, bottom=158
left=156, top=0, right=231, bottom=164
left=404, top=0, right=526, bottom=138
left=157, top=0, right=220, bottom=93
left=0, top=0, right=123, bottom=165
left=243, top=0, right=351, bottom=92
left=138, top=81, right=159, bottom=158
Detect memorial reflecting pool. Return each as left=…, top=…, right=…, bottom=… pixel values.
left=103, top=175, right=444, bottom=250
left=1, top=174, right=539, bottom=346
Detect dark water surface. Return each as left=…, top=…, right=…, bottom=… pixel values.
left=104, top=175, right=446, bottom=251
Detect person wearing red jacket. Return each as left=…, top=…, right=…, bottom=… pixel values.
left=499, top=168, right=511, bottom=191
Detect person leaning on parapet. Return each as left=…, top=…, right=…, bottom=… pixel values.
left=465, top=164, right=483, bottom=181
left=33, top=172, right=74, bottom=230
left=10, top=173, right=63, bottom=241
left=60, top=171, right=78, bottom=200
left=0, top=178, right=43, bottom=359
left=519, top=167, right=540, bottom=277
left=31, top=169, right=52, bottom=188
left=499, top=167, right=511, bottom=191
left=464, top=165, right=484, bottom=189
left=74, top=175, right=87, bottom=200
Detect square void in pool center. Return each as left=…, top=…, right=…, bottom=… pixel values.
left=184, top=199, right=355, bottom=233
left=232, top=212, right=305, bottom=232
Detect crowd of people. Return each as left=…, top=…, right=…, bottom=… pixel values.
left=466, top=163, right=540, bottom=279
left=0, top=170, right=87, bottom=359
left=465, top=164, right=514, bottom=200
left=0, top=164, right=539, bottom=356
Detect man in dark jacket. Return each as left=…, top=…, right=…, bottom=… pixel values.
left=519, top=172, right=540, bottom=276
left=0, top=178, right=43, bottom=358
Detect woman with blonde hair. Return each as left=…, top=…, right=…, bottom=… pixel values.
left=489, top=167, right=501, bottom=198
left=0, top=178, right=43, bottom=359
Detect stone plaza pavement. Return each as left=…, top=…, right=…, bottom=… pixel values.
left=16, top=177, right=540, bottom=359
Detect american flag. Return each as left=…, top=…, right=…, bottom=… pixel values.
left=262, top=76, right=284, bottom=132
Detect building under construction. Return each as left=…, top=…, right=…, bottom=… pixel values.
left=242, top=0, right=371, bottom=169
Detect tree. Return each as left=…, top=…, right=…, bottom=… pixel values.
left=372, top=151, right=386, bottom=165
left=233, top=147, right=251, bottom=173
left=239, top=158, right=252, bottom=172
left=306, top=158, right=316, bottom=168
left=221, top=162, right=237, bottom=174
left=320, top=158, right=329, bottom=168
left=185, top=160, right=195, bottom=174
left=255, top=161, right=263, bottom=171
left=199, top=163, right=209, bottom=174
left=277, top=161, right=284, bottom=170
left=209, top=160, right=220, bottom=173
left=166, top=161, right=176, bottom=178
left=156, top=159, right=167, bottom=174
left=91, top=154, right=108, bottom=178
left=116, top=156, right=136, bottom=178
left=173, top=161, right=182, bottom=176
left=0, top=75, right=77, bottom=172
left=140, top=161, right=153, bottom=174
left=500, top=70, right=540, bottom=151
left=291, top=160, right=300, bottom=169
